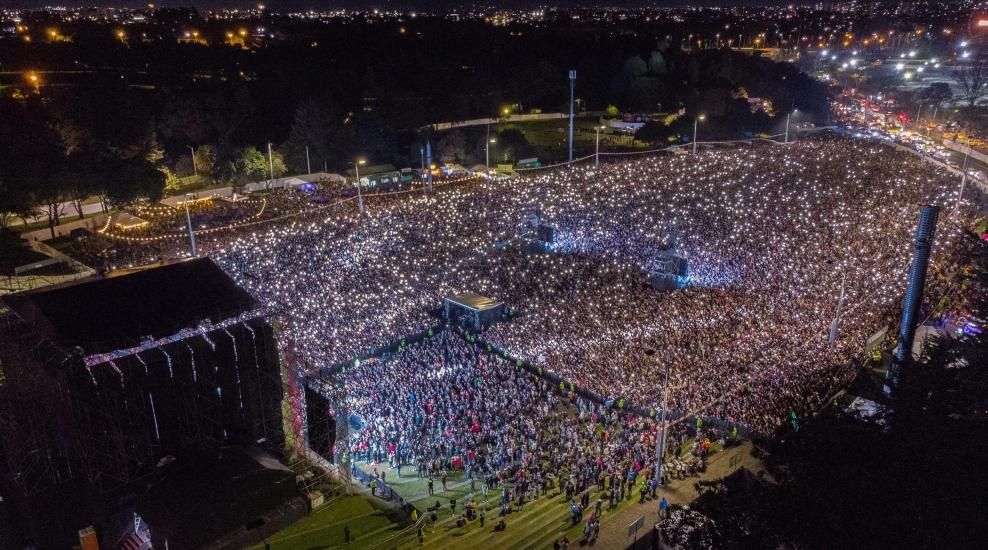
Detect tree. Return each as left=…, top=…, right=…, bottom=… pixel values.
left=285, top=99, right=343, bottom=173
left=142, top=130, right=166, bottom=165
left=194, top=144, right=219, bottom=180
left=225, top=146, right=285, bottom=190
left=605, top=104, right=620, bottom=117
left=635, top=120, right=670, bottom=143
left=0, top=174, right=34, bottom=230
left=102, top=157, right=166, bottom=208
left=62, top=151, right=101, bottom=220
left=438, top=130, right=468, bottom=163
left=919, top=83, right=954, bottom=108
left=493, top=129, right=535, bottom=163
left=349, top=112, right=397, bottom=165
left=953, top=58, right=988, bottom=107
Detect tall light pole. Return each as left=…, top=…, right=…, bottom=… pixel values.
left=828, top=270, right=847, bottom=351
left=426, top=141, right=433, bottom=191
left=183, top=193, right=197, bottom=257
left=647, top=349, right=672, bottom=497
left=568, top=69, right=576, bottom=162
left=692, top=114, right=706, bottom=154
left=914, top=103, right=923, bottom=131
left=595, top=125, right=604, bottom=167
left=267, top=142, right=275, bottom=183
left=785, top=109, right=797, bottom=143
left=188, top=146, right=197, bottom=179
left=353, top=158, right=366, bottom=217
left=486, top=137, right=497, bottom=178
left=953, top=141, right=972, bottom=223
left=305, top=145, right=311, bottom=174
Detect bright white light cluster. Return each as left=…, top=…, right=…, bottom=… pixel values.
left=212, top=137, right=962, bottom=432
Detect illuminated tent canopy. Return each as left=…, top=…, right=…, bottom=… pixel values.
left=444, top=292, right=504, bottom=330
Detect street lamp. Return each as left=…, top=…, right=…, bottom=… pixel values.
left=353, top=158, right=366, bottom=216
left=953, top=138, right=972, bottom=224
left=595, top=125, right=605, bottom=167
left=187, top=146, right=197, bottom=179
left=646, top=349, right=672, bottom=501
left=486, top=137, right=497, bottom=178
left=183, top=193, right=197, bottom=257
left=785, top=109, right=798, bottom=143
left=26, top=72, right=40, bottom=93
left=692, top=114, right=706, bottom=154
left=267, top=142, right=275, bottom=184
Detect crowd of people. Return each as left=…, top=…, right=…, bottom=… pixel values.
left=212, top=136, right=965, bottom=435
left=337, top=331, right=707, bottom=537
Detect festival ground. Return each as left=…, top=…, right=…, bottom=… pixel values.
left=252, top=440, right=761, bottom=550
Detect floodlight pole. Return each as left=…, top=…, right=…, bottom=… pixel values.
left=268, top=142, right=274, bottom=178
left=354, top=162, right=364, bottom=216
left=568, top=69, right=576, bottom=162
left=426, top=141, right=433, bottom=191
left=183, top=193, right=197, bottom=257
left=305, top=146, right=311, bottom=174
left=655, top=357, right=670, bottom=499
left=828, top=271, right=846, bottom=351
left=595, top=126, right=602, bottom=167
left=693, top=118, right=700, bottom=154
left=188, top=146, right=197, bottom=178
left=785, top=112, right=791, bottom=143
left=953, top=143, right=972, bottom=223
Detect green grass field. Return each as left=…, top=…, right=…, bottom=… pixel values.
left=356, top=460, right=657, bottom=550
left=254, top=433, right=728, bottom=550
left=248, top=494, right=409, bottom=550
left=482, top=116, right=649, bottom=162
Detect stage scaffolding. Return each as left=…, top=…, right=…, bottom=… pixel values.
left=0, top=310, right=287, bottom=497
left=0, top=314, right=79, bottom=496
left=275, top=320, right=353, bottom=493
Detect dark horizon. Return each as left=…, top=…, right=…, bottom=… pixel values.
left=1, top=0, right=829, bottom=12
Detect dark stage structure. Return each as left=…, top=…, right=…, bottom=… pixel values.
left=0, top=259, right=288, bottom=547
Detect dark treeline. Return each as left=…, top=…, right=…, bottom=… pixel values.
left=0, top=12, right=829, bottom=234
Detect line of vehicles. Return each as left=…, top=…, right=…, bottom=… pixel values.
left=837, top=97, right=988, bottom=182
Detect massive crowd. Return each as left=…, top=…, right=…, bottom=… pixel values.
left=337, top=330, right=700, bottom=535
left=212, top=136, right=964, bottom=434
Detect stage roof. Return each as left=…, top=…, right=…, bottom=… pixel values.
left=2, top=258, right=256, bottom=356
left=137, top=446, right=303, bottom=550
left=446, top=292, right=502, bottom=311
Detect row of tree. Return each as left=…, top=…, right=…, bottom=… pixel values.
left=0, top=99, right=295, bottom=237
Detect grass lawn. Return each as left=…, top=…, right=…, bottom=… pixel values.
left=491, top=116, right=651, bottom=161
left=248, top=493, right=409, bottom=550
left=354, top=461, right=659, bottom=550
left=260, top=434, right=725, bottom=549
